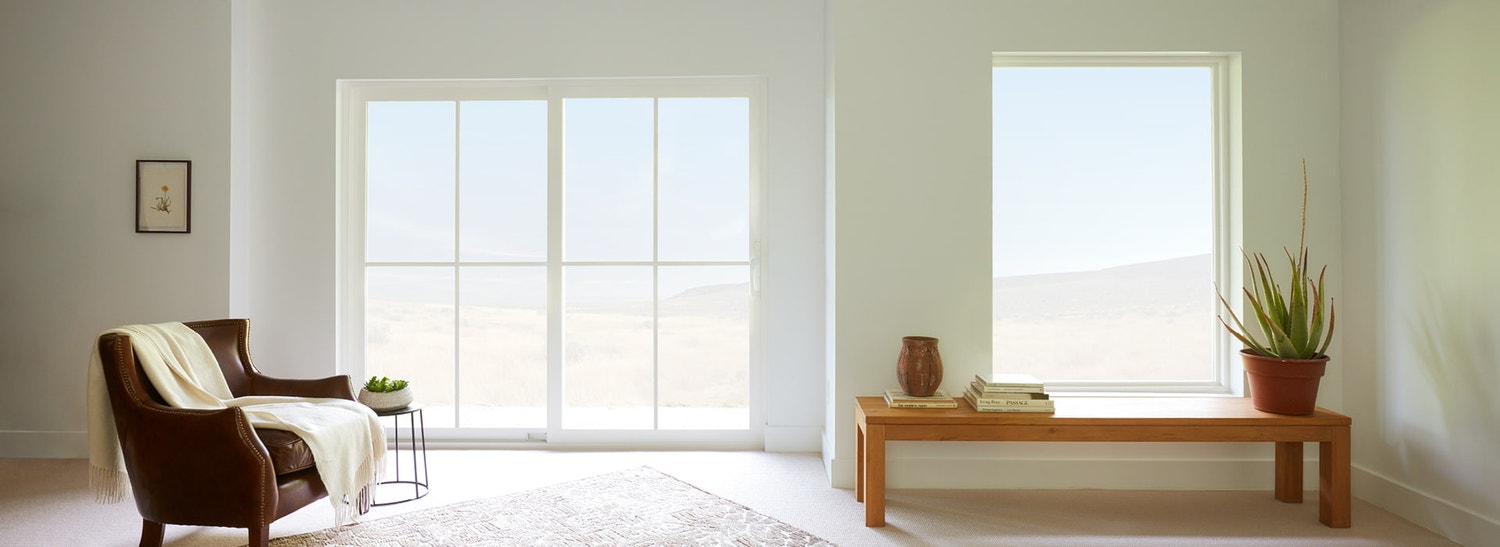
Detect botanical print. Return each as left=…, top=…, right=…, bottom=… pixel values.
left=150, top=184, right=173, bottom=214
left=138, top=161, right=188, bottom=232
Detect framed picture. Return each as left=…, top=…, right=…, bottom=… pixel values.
left=136, top=160, right=191, bottom=233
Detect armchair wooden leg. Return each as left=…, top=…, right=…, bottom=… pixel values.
left=250, top=523, right=270, bottom=547
left=138, top=520, right=164, bottom=547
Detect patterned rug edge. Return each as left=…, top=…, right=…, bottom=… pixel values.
left=265, top=466, right=836, bottom=546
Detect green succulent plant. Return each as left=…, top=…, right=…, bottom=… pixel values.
left=363, top=375, right=409, bottom=393
left=1216, top=160, right=1336, bottom=360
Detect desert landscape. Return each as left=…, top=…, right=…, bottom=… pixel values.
left=365, top=253, right=1212, bottom=430
left=993, top=253, right=1215, bottom=382
left=366, top=273, right=750, bottom=430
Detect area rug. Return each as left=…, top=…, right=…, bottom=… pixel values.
left=268, top=466, right=836, bottom=546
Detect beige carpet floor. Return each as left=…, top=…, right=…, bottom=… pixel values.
left=0, top=451, right=1461, bottom=546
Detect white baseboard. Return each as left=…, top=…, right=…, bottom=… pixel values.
left=0, top=426, right=818, bottom=455
left=0, top=431, right=86, bottom=458
left=1354, top=466, right=1499, bottom=545
left=765, top=425, right=823, bottom=452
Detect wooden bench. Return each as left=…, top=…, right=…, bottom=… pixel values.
left=855, top=396, right=1352, bottom=528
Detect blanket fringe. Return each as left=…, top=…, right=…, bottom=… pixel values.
left=333, top=454, right=384, bottom=526
left=90, top=464, right=128, bottom=504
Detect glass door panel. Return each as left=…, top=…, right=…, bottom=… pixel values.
left=366, top=101, right=456, bottom=263
left=562, top=98, right=654, bottom=262
left=562, top=266, right=654, bottom=429
left=366, top=266, right=456, bottom=427
left=458, top=267, right=547, bottom=428
left=657, top=266, right=750, bottom=429
left=458, top=100, right=548, bottom=262
left=352, top=81, right=760, bottom=442
left=657, top=98, right=750, bottom=262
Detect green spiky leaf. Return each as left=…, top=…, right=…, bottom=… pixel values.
left=1214, top=160, right=1336, bottom=361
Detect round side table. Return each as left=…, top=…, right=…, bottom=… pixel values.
left=373, top=403, right=429, bottom=506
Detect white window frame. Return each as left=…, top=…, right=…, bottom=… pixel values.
left=991, top=53, right=1238, bottom=395
left=336, top=77, right=767, bottom=447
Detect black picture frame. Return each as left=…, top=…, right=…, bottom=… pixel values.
left=136, top=160, right=191, bottom=233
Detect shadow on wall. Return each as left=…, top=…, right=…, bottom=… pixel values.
left=1403, top=283, right=1500, bottom=525
left=1410, top=285, right=1499, bottom=431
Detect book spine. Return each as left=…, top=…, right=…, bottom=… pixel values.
left=887, top=391, right=956, bottom=408
left=972, top=392, right=1056, bottom=404
left=974, top=385, right=1044, bottom=393
left=882, top=395, right=954, bottom=404
left=965, top=391, right=1054, bottom=411
left=968, top=396, right=1054, bottom=407
left=972, top=397, right=1054, bottom=407
left=975, top=392, right=1049, bottom=399
left=973, top=374, right=1045, bottom=391
left=968, top=383, right=1048, bottom=399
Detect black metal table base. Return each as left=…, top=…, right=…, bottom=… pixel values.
left=373, top=404, right=429, bottom=507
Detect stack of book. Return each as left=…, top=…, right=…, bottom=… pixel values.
left=965, top=373, right=1054, bottom=413
left=883, top=388, right=958, bottom=409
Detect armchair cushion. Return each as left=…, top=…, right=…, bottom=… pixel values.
left=256, top=428, right=315, bottom=475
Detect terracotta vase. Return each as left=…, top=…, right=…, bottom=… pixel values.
left=897, top=336, right=944, bottom=397
left=1241, top=349, right=1328, bottom=415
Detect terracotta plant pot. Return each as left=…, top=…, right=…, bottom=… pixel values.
left=897, top=336, right=943, bottom=397
left=1241, top=349, right=1328, bottom=415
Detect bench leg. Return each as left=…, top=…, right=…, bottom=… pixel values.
left=1275, top=441, right=1303, bottom=503
left=856, top=422, right=865, bottom=502
left=1320, top=429, right=1352, bottom=528
left=864, top=424, right=887, bottom=527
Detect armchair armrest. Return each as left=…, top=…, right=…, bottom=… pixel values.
left=117, top=404, right=275, bottom=526
left=247, top=373, right=355, bottom=400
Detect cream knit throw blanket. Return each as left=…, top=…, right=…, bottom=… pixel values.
left=88, top=323, right=385, bottom=525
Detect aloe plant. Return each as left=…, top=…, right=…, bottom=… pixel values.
left=1216, top=160, right=1336, bottom=360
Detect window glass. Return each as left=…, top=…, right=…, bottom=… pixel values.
left=658, top=98, right=751, bottom=261
left=458, top=266, right=547, bottom=428
left=350, top=80, right=761, bottom=437
left=366, top=266, right=455, bottom=427
left=563, top=98, right=655, bottom=262
left=658, top=266, right=750, bottom=429
left=562, top=266, right=655, bottom=430
left=367, top=102, right=455, bottom=263
left=459, top=101, right=548, bottom=262
left=993, top=63, right=1218, bottom=386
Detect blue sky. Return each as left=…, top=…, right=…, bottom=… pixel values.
left=993, top=66, right=1213, bottom=277
left=363, top=68, right=1212, bottom=295
left=364, top=97, right=750, bottom=305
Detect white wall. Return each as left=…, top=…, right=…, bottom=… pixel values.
left=825, top=0, right=1344, bottom=489
left=0, top=0, right=231, bottom=456
left=230, top=0, right=829, bottom=449
left=1340, top=0, right=1500, bottom=543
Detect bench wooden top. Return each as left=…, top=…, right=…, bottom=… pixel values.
left=856, top=396, right=1351, bottom=427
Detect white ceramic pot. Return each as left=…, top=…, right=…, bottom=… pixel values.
left=358, top=387, right=414, bottom=411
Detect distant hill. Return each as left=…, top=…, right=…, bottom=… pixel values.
left=993, top=254, right=1212, bottom=319
left=653, top=255, right=1213, bottom=320
left=659, top=282, right=749, bottom=318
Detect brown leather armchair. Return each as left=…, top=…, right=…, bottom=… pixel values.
left=96, top=318, right=365, bottom=547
